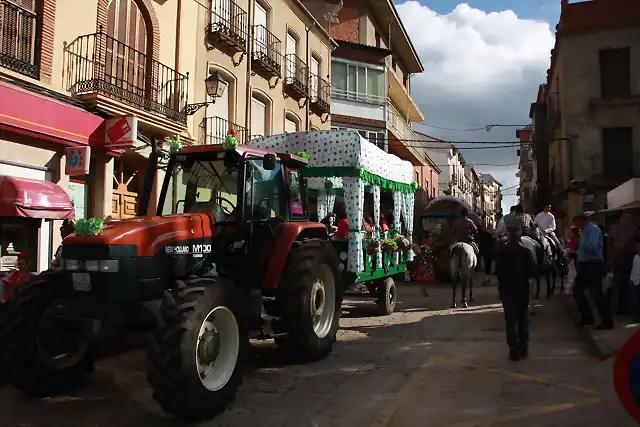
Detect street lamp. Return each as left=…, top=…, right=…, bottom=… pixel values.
left=184, top=71, right=226, bottom=116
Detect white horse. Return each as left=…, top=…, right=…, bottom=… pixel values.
left=449, top=242, right=478, bottom=308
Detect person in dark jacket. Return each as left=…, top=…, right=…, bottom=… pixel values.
left=494, top=225, right=536, bottom=361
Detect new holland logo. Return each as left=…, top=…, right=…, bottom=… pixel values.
left=165, top=245, right=212, bottom=254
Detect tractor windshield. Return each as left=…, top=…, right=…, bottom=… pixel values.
left=161, top=156, right=240, bottom=222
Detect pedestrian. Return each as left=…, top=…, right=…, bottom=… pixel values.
left=494, top=225, right=536, bottom=361
left=628, top=240, right=640, bottom=322
left=572, top=214, right=613, bottom=330
left=1, top=252, right=33, bottom=303
left=609, top=212, right=639, bottom=315
left=494, top=212, right=506, bottom=237
left=51, top=218, right=76, bottom=269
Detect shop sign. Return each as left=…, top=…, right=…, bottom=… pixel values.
left=105, top=116, right=138, bottom=148
left=65, top=146, right=91, bottom=176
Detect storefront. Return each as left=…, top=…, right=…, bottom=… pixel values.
left=0, top=79, right=113, bottom=273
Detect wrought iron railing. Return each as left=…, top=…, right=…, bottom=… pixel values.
left=310, top=74, right=330, bottom=113
left=207, top=0, right=247, bottom=51
left=200, top=116, right=246, bottom=145
left=64, top=26, right=188, bottom=124
left=284, top=53, right=308, bottom=95
left=251, top=24, right=281, bottom=76
left=0, top=0, right=39, bottom=78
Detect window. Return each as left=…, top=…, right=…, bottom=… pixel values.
left=0, top=0, right=39, bottom=78
left=600, top=47, right=630, bottom=100
left=285, top=32, right=297, bottom=79
left=310, top=56, right=320, bottom=99
left=415, top=171, right=420, bottom=187
left=602, top=127, right=633, bottom=181
left=285, top=113, right=299, bottom=133
left=245, top=158, right=283, bottom=219
left=251, top=95, right=267, bottom=137
left=253, top=2, right=268, bottom=56
left=331, top=60, right=385, bottom=103
left=285, top=168, right=305, bottom=217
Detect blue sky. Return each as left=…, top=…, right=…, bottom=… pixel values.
left=421, top=0, right=561, bottom=24
left=395, top=1, right=559, bottom=212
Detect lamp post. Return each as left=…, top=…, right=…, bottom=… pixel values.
left=184, top=71, right=226, bottom=116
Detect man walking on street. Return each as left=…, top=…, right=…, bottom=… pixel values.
left=609, top=212, right=639, bottom=315
left=495, top=225, right=536, bottom=361
left=572, top=214, right=613, bottom=330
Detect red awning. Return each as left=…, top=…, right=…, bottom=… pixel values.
left=0, top=175, right=74, bottom=220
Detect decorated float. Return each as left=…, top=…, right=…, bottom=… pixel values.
left=247, top=130, right=416, bottom=314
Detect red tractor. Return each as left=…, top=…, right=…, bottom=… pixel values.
left=0, top=144, right=343, bottom=421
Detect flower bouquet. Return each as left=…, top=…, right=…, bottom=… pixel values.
left=395, top=234, right=412, bottom=251
left=381, top=238, right=398, bottom=253
left=364, top=236, right=381, bottom=255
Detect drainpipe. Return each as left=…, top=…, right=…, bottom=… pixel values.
left=174, top=0, right=182, bottom=111
left=305, top=23, right=315, bottom=130
left=244, top=0, right=255, bottom=139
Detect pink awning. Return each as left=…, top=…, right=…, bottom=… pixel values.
left=0, top=175, right=74, bottom=219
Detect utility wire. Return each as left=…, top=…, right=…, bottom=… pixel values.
left=413, top=123, right=530, bottom=132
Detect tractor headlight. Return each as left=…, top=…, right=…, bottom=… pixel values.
left=65, top=259, right=79, bottom=271
left=99, top=260, right=119, bottom=273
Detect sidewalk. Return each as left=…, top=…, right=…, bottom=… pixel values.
left=561, top=293, right=640, bottom=360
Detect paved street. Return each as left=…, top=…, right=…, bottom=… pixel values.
left=0, top=280, right=634, bottom=427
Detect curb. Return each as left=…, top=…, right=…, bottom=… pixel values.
left=559, top=294, right=611, bottom=361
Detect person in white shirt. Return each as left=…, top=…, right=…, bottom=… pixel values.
left=494, top=212, right=506, bottom=237
left=534, top=204, right=564, bottom=259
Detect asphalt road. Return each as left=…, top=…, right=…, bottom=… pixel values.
left=0, top=280, right=635, bottom=427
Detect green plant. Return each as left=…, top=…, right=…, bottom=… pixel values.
left=364, top=236, right=381, bottom=251
left=382, top=238, right=398, bottom=251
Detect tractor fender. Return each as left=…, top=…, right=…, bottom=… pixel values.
left=262, top=222, right=327, bottom=289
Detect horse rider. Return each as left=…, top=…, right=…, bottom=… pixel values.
left=494, top=225, right=536, bottom=361
left=509, top=204, right=545, bottom=261
left=534, top=203, right=567, bottom=269
left=451, top=208, right=479, bottom=254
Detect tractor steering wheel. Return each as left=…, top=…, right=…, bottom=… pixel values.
left=216, top=197, right=235, bottom=215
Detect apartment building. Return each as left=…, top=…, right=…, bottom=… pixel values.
left=479, top=173, right=502, bottom=226
left=516, top=126, right=534, bottom=213
left=542, top=0, right=640, bottom=232
left=302, top=0, right=427, bottom=166
left=194, top=0, right=335, bottom=145
left=0, top=0, right=204, bottom=271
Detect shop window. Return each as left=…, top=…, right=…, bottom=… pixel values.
left=0, top=218, right=40, bottom=272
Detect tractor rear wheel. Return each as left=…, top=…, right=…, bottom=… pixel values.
left=147, top=277, right=246, bottom=422
left=277, top=239, right=343, bottom=361
left=0, top=277, right=94, bottom=396
left=376, top=277, right=396, bottom=315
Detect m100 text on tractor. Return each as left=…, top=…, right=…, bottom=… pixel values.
left=0, top=143, right=343, bottom=421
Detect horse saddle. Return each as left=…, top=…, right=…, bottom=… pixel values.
left=543, top=235, right=556, bottom=253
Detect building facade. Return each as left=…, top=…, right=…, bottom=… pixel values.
left=516, top=126, right=534, bottom=213
left=303, top=0, right=428, bottom=168
left=543, top=0, right=640, bottom=234
left=0, top=0, right=334, bottom=272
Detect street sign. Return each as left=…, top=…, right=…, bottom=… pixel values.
left=614, top=329, right=640, bottom=423
left=105, top=116, right=138, bottom=148
left=64, top=146, right=90, bottom=175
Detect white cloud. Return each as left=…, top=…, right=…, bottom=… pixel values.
left=396, top=1, right=555, bottom=212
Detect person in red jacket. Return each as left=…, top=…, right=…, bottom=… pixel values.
left=1, top=252, right=33, bottom=303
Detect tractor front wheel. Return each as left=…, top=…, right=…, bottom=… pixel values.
left=277, top=239, right=343, bottom=361
left=0, top=277, right=94, bottom=396
left=147, top=277, right=246, bottom=422
left=376, top=277, right=396, bottom=315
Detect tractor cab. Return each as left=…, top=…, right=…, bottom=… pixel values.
left=153, top=144, right=310, bottom=283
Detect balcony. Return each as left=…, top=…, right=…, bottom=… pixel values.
left=309, top=74, right=330, bottom=116
left=251, top=25, right=281, bottom=79
left=283, top=54, right=308, bottom=99
left=201, top=116, right=246, bottom=145
left=331, top=89, right=386, bottom=121
left=386, top=102, right=424, bottom=165
left=206, top=0, right=248, bottom=55
left=0, top=0, right=39, bottom=79
left=64, top=28, right=188, bottom=132
left=388, top=69, right=423, bottom=122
